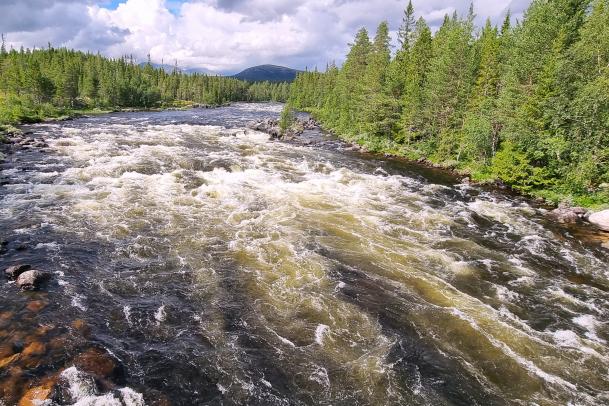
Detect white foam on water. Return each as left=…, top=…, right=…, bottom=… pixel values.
left=155, top=305, right=167, bottom=325
left=266, top=327, right=297, bottom=348
left=71, top=294, right=88, bottom=312
left=60, top=367, right=98, bottom=400
left=574, top=315, right=605, bottom=343
left=315, top=324, right=329, bottom=346
left=118, top=388, right=146, bottom=406
left=123, top=305, right=132, bottom=326
left=35, top=242, right=60, bottom=251
left=59, top=367, right=145, bottom=406
left=553, top=330, right=581, bottom=348
left=309, top=365, right=330, bottom=388
left=495, top=285, right=520, bottom=303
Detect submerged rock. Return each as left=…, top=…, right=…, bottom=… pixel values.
left=5, top=264, right=32, bottom=279
left=16, top=270, right=51, bottom=291
left=73, top=347, right=120, bottom=380
left=588, top=209, right=609, bottom=232
left=19, top=382, right=54, bottom=406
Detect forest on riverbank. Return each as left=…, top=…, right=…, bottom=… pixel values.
left=288, top=0, right=609, bottom=207
left=0, top=44, right=289, bottom=128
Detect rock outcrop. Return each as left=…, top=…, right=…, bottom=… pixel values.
left=248, top=117, right=321, bottom=140
left=588, top=209, right=609, bottom=232
left=248, top=119, right=281, bottom=138
left=550, top=206, right=588, bottom=224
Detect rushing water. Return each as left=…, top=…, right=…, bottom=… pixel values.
left=1, top=103, right=609, bottom=405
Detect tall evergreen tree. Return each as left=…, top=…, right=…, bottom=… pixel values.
left=398, top=1, right=416, bottom=50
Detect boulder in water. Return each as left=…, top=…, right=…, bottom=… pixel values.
left=16, top=270, right=51, bottom=291
left=73, top=347, right=121, bottom=381
left=19, top=381, right=55, bottom=406
left=5, top=264, right=32, bottom=280
left=550, top=206, right=588, bottom=224
left=588, top=209, right=609, bottom=232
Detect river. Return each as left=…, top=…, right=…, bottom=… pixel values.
left=1, top=103, right=608, bottom=405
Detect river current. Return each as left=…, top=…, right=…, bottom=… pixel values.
left=1, top=103, right=608, bottom=405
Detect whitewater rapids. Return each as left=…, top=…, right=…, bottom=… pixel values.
left=1, top=103, right=608, bottom=405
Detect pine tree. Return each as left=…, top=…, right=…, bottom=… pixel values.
left=401, top=17, right=433, bottom=143
left=460, top=19, right=501, bottom=163
left=398, top=1, right=416, bottom=50
left=361, top=22, right=400, bottom=138
left=335, top=28, right=371, bottom=135
left=421, top=11, right=476, bottom=159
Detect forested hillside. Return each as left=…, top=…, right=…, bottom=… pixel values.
left=233, top=65, right=302, bottom=83
left=0, top=45, right=289, bottom=125
left=288, top=0, right=609, bottom=206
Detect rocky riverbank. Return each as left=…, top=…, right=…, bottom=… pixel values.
left=247, top=116, right=321, bottom=139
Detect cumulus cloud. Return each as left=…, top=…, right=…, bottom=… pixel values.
left=1, top=0, right=528, bottom=74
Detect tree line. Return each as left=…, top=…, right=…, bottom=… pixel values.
left=288, top=0, right=609, bottom=206
left=0, top=44, right=289, bottom=124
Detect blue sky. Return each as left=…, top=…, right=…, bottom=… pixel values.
left=0, top=0, right=530, bottom=74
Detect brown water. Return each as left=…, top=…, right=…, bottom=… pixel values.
left=1, top=103, right=608, bottom=405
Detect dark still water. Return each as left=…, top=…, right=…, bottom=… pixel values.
left=1, top=103, right=608, bottom=405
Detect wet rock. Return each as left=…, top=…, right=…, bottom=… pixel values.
left=18, top=377, right=57, bottom=406
left=26, top=300, right=48, bottom=313
left=0, top=353, right=20, bottom=368
left=16, top=270, right=51, bottom=291
left=0, top=311, right=14, bottom=321
left=72, top=319, right=92, bottom=338
left=35, top=324, right=54, bottom=337
left=248, top=117, right=318, bottom=140
left=18, top=139, right=34, bottom=146
left=0, top=365, right=27, bottom=403
left=588, top=209, right=609, bottom=232
left=248, top=118, right=279, bottom=134
left=550, top=206, right=588, bottom=224
left=0, top=343, right=14, bottom=358
left=22, top=341, right=47, bottom=357
left=302, top=117, right=319, bottom=130
left=73, top=347, right=120, bottom=380
left=48, top=335, right=69, bottom=351
left=5, top=264, right=32, bottom=279
left=18, top=385, right=53, bottom=406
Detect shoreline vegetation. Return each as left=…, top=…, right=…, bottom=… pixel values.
left=286, top=0, right=609, bottom=210
left=0, top=43, right=289, bottom=132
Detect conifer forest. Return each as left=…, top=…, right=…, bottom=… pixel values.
left=0, top=44, right=289, bottom=124
left=288, top=0, right=609, bottom=206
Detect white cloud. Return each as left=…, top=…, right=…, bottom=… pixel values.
left=2, top=0, right=527, bottom=74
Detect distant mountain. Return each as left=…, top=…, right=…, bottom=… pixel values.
left=232, top=65, right=301, bottom=83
